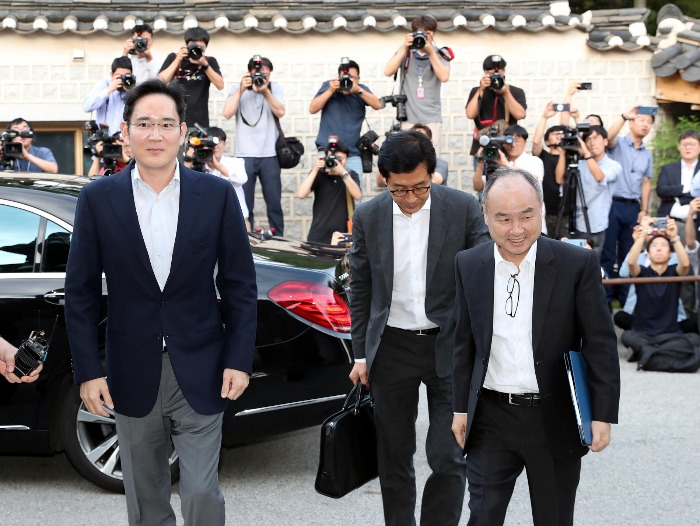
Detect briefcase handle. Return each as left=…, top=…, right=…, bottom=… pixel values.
left=343, top=382, right=373, bottom=415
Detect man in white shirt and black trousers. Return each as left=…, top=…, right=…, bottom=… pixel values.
left=349, top=130, right=490, bottom=525
left=451, top=167, right=620, bottom=526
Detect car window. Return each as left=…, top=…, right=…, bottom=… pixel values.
left=42, top=221, right=71, bottom=272
left=0, top=204, right=40, bottom=273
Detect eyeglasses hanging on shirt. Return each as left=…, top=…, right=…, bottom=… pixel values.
left=506, top=272, right=520, bottom=318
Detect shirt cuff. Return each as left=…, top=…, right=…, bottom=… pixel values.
left=353, top=358, right=366, bottom=363
left=453, top=412, right=467, bottom=415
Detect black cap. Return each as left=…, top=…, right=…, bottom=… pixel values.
left=483, top=55, right=506, bottom=70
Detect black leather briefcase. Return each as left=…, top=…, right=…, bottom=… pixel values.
left=314, top=382, right=378, bottom=498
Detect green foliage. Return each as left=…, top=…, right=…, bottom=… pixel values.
left=651, top=115, right=700, bottom=177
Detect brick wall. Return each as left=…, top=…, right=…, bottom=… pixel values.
left=0, top=29, right=656, bottom=240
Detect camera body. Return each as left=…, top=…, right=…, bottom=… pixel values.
left=325, top=135, right=340, bottom=169
left=120, top=73, right=136, bottom=89
left=560, top=123, right=591, bottom=151
left=130, top=36, right=148, bottom=54
left=187, top=42, right=204, bottom=61
left=338, top=57, right=353, bottom=93
left=357, top=130, right=380, bottom=173
left=381, top=94, right=408, bottom=122
left=249, top=54, right=266, bottom=88
left=489, top=71, right=505, bottom=91
left=186, top=127, right=219, bottom=170
left=1, top=130, right=33, bottom=160
left=12, top=330, right=48, bottom=378
left=411, top=30, right=427, bottom=50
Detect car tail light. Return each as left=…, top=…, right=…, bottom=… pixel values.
left=268, top=281, right=351, bottom=333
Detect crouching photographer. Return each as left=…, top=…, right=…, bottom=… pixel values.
left=297, top=136, right=361, bottom=244
left=1, top=118, right=58, bottom=173
left=85, top=121, right=131, bottom=176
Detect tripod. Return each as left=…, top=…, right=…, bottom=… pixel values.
left=555, top=150, right=592, bottom=242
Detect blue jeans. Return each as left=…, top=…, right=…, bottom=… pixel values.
left=601, top=199, right=639, bottom=303
left=242, top=156, right=283, bottom=235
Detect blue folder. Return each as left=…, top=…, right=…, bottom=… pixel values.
left=564, top=351, right=592, bottom=446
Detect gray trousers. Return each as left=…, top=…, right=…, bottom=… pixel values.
left=115, top=353, right=225, bottom=526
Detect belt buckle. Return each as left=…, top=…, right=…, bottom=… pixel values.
left=508, top=393, right=514, bottom=405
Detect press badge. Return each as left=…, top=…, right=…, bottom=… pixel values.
left=417, top=86, right=425, bottom=99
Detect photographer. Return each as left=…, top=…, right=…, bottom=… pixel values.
left=1, top=118, right=58, bottom=173
left=223, top=56, right=285, bottom=235
left=184, top=127, right=250, bottom=229
left=0, top=335, right=42, bottom=384
left=309, top=59, right=382, bottom=179
left=158, top=28, right=224, bottom=128
left=297, top=138, right=361, bottom=244
left=87, top=137, right=131, bottom=176
left=532, top=105, right=566, bottom=236
left=384, top=15, right=451, bottom=148
left=83, top=56, right=135, bottom=134
left=555, top=126, right=622, bottom=254
left=466, top=55, right=526, bottom=160
left=122, top=23, right=162, bottom=84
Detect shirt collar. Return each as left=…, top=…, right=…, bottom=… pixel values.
left=132, top=161, right=181, bottom=189
left=391, top=194, right=432, bottom=216
left=494, top=239, right=538, bottom=272
left=623, top=134, right=646, bottom=151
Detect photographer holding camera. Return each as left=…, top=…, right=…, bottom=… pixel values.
left=122, top=23, right=162, bottom=84
left=466, top=55, right=527, bottom=161
left=297, top=137, right=361, bottom=244
left=87, top=136, right=131, bottom=177
left=184, top=127, right=250, bottom=229
left=158, top=28, right=224, bottom=128
left=223, top=55, right=286, bottom=235
left=309, top=58, right=382, bottom=180
left=0, top=118, right=58, bottom=173
left=554, top=126, right=622, bottom=254
left=384, top=15, right=451, bottom=149
left=83, top=57, right=136, bottom=134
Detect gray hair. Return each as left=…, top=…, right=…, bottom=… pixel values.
left=482, top=167, right=544, bottom=213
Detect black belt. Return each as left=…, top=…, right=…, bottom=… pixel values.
left=388, top=326, right=440, bottom=336
left=612, top=196, right=639, bottom=204
left=482, top=388, right=542, bottom=407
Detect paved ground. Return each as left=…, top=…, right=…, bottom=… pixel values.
left=1, top=341, right=699, bottom=525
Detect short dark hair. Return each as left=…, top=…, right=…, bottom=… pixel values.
left=585, top=114, right=604, bottom=127
left=504, top=124, right=528, bottom=141
left=482, top=167, right=543, bottom=213
left=111, top=56, right=133, bottom=73
left=123, top=79, right=187, bottom=123
left=184, top=27, right=210, bottom=45
left=338, top=59, right=360, bottom=76
left=378, top=130, right=436, bottom=180
left=411, top=15, right=437, bottom=32
left=247, top=56, right=273, bottom=72
left=648, top=233, right=672, bottom=252
left=132, top=24, right=153, bottom=36
left=584, top=125, right=608, bottom=140
left=411, top=123, right=433, bottom=140
left=325, top=138, right=350, bottom=156
left=207, top=127, right=227, bottom=142
left=680, top=130, right=700, bottom=143
left=6, top=117, right=32, bottom=131
left=544, top=125, right=565, bottom=143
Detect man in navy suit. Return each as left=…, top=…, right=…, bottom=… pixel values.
left=65, top=79, right=256, bottom=526
left=657, top=130, right=700, bottom=240
left=451, top=168, right=620, bottom=525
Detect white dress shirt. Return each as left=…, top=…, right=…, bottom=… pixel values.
left=681, top=159, right=698, bottom=193
left=207, top=155, right=249, bottom=219
left=484, top=241, right=539, bottom=394
left=131, top=162, right=180, bottom=291
left=386, top=197, right=437, bottom=330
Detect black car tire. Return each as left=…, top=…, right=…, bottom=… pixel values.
left=58, top=382, right=180, bottom=493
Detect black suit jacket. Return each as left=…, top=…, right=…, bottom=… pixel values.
left=656, top=161, right=700, bottom=217
left=349, top=184, right=490, bottom=377
left=65, top=163, right=257, bottom=417
left=452, top=237, right=620, bottom=461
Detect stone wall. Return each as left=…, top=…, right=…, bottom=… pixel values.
left=0, top=29, right=656, bottom=239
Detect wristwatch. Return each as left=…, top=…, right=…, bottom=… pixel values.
left=201, top=63, right=210, bottom=71
left=342, top=171, right=349, bottom=180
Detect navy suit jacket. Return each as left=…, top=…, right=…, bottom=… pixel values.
left=65, top=162, right=257, bottom=417
left=656, top=161, right=700, bottom=218
left=452, top=237, right=620, bottom=461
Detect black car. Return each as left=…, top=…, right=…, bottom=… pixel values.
left=0, top=173, right=353, bottom=492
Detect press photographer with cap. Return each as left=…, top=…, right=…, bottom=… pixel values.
left=1, top=118, right=58, bottom=173
left=466, top=55, right=527, bottom=162
left=121, top=23, right=162, bottom=84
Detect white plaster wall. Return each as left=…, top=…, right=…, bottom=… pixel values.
left=0, top=28, right=656, bottom=239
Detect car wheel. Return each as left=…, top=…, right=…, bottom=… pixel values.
left=58, top=383, right=180, bottom=493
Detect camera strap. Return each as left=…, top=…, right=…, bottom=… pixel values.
left=239, top=94, right=266, bottom=128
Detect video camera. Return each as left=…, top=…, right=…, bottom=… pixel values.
left=357, top=130, right=380, bottom=173
left=129, top=35, right=148, bottom=55
left=187, top=42, right=205, bottom=61
left=84, top=121, right=122, bottom=176
left=1, top=129, right=33, bottom=161
left=381, top=94, right=408, bottom=122
left=338, top=57, right=353, bottom=93
left=325, top=135, right=341, bottom=169
left=185, top=123, right=219, bottom=172
left=561, top=123, right=591, bottom=152
left=478, top=127, right=513, bottom=162
left=250, top=54, right=266, bottom=88
left=12, top=330, right=48, bottom=378
left=411, top=30, right=428, bottom=50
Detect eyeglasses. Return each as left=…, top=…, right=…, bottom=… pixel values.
left=388, top=186, right=430, bottom=197
left=680, top=142, right=700, bottom=148
left=128, top=122, right=182, bottom=133
left=505, top=273, right=520, bottom=318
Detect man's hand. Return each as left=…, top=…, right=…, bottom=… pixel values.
left=239, top=73, right=253, bottom=93
left=478, top=73, right=491, bottom=95
left=221, top=368, right=249, bottom=400
left=349, top=362, right=369, bottom=386
left=122, top=38, right=135, bottom=56
left=108, top=76, right=124, bottom=93
left=542, top=101, right=555, bottom=120
left=176, top=45, right=189, bottom=62
left=622, top=105, right=640, bottom=122
left=589, top=421, right=611, bottom=452
left=665, top=217, right=678, bottom=238
left=689, top=197, right=700, bottom=215
left=1, top=338, right=43, bottom=383
left=80, top=377, right=114, bottom=417
left=328, top=77, right=340, bottom=93
left=452, top=413, right=468, bottom=450
left=327, top=161, right=346, bottom=177
left=402, top=32, right=414, bottom=49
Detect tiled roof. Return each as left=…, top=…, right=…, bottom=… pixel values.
left=0, top=0, right=652, bottom=53
left=652, top=3, right=700, bottom=83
